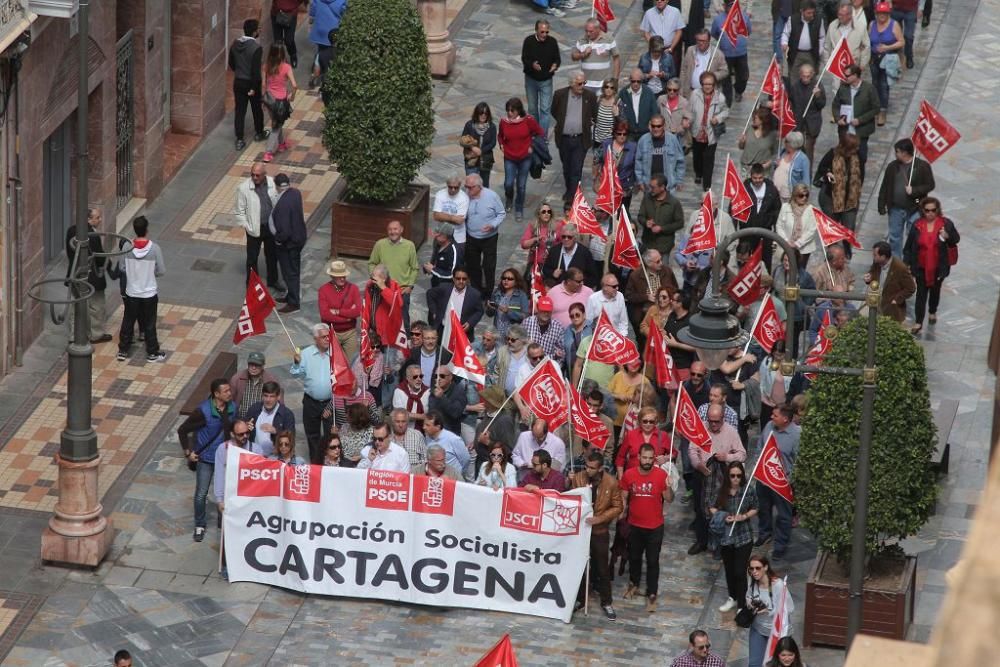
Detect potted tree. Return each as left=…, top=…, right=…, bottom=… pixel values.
left=796, top=316, right=938, bottom=648
left=322, top=0, right=435, bottom=257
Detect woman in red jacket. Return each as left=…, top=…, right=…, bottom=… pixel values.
left=498, top=97, right=544, bottom=223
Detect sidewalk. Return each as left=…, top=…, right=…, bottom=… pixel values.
left=0, top=0, right=993, bottom=663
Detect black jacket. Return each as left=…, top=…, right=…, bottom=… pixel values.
left=428, top=242, right=458, bottom=286
left=271, top=187, right=307, bottom=248
left=878, top=158, right=935, bottom=215
left=739, top=178, right=782, bottom=231
left=426, top=284, right=484, bottom=333
left=429, top=379, right=468, bottom=434
left=228, top=36, right=263, bottom=85
left=65, top=224, right=107, bottom=290
left=542, top=242, right=597, bottom=288
left=903, top=217, right=959, bottom=283
left=786, top=75, right=825, bottom=138
left=244, top=401, right=297, bottom=446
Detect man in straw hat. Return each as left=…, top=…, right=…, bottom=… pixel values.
left=318, top=259, right=361, bottom=362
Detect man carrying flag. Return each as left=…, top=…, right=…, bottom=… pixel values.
left=822, top=4, right=870, bottom=91
left=756, top=404, right=799, bottom=558
left=711, top=0, right=752, bottom=104
left=442, top=305, right=486, bottom=387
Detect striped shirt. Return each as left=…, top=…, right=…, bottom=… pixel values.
left=575, top=37, right=619, bottom=91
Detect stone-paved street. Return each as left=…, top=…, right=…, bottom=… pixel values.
left=0, top=0, right=994, bottom=664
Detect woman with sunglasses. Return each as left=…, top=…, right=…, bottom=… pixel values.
left=903, top=196, right=959, bottom=335
left=608, top=361, right=657, bottom=442
left=498, top=97, right=544, bottom=222
left=596, top=119, right=638, bottom=212
left=639, top=286, right=674, bottom=340
left=321, top=434, right=344, bottom=466
left=562, top=302, right=593, bottom=376
left=775, top=184, right=819, bottom=268
left=615, top=406, right=671, bottom=476
left=269, top=431, right=307, bottom=466
left=592, top=77, right=624, bottom=162
left=520, top=203, right=559, bottom=274
left=656, top=77, right=691, bottom=144
left=476, top=442, right=517, bottom=490
left=746, top=554, right=792, bottom=667
left=485, top=268, right=529, bottom=339
left=711, top=461, right=758, bottom=614
left=462, top=102, right=497, bottom=187
left=686, top=71, right=729, bottom=193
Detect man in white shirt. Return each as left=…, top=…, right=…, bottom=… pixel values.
left=781, top=0, right=827, bottom=73
left=431, top=175, right=469, bottom=257
left=641, top=0, right=685, bottom=59
left=586, top=273, right=629, bottom=335
left=357, top=423, right=411, bottom=473
left=511, top=418, right=567, bottom=480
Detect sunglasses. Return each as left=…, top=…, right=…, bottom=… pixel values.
left=529, top=356, right=543, bottom=362
left=614, top=131, right=628, bottom=136
left=436, top=373, right=449, bottom=379
left=924, top=207, right=938, bottom=212
left=650, top=123, right=665, bottom=128
left=708, top=419, right=723, bottom=424
left=328, top=445, right=342, bottom=451
left=729, top=473, right=744, bottom=479
left=666, top=88, right=679, bottom=93
left=561, top=234, right=575, bottom=239
left=629, top=79, right=642, bottom=83
left=410, top=373, right=424, bottom=379
left=695, top=643, right=711, bottom=650
left=502, top=276, right=515, bottom=281
left=373, top=436, right=386, bottom=442
left=690, top=372, right=706, bottom=378
left=540, top=210, right=553, bottom=215
left=233, top=431, right=249, bottom=438
left=507, top=337, right=520, bottom=343
left=795, top=193, right=809, bottom=198
left=641, top=419, right=657, bottom=424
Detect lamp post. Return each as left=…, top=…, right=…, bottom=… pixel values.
left=677, top=228, right=880, bottom=647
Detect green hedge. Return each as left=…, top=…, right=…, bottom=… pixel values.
left=796, top=316, right=937, bottom=561
left=322, top=0, right=435, bottom=203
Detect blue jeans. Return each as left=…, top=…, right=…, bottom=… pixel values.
left=891, top=9, right=917, bottom=62
left=504, top=157, right=532, bottom=216
left=748, top=627, right=769, bottom=667
left=887, top=207, right=920, bottom=257
left=757, top=484, right=793, bottom=552
left=193, top=459, right=215, bottom=529
left=870, top=59, right=890, bottom=110
left=772, top=18, right=787, bottom=62
left=524, top=76, right=553, bottom=134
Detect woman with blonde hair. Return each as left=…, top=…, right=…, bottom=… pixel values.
left=775, top=184, right=819, bottom=267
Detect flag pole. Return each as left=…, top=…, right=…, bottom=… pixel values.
left=741, top=54, right=776, bottom=136
left=735, top=294, right=768, bottom=382
left=591, top=0, right=596, bottom=18
left=271, top=309, right=298, bottom=354
left=584, top=561, right=591, bottom=615
left=483, top=359, right=552, bottom=434
left=728, top=443, right=766, bottom=535
left=668, top=385, right=682, bottom=464
left=907, top=148, right=918, bottom=187
left=803, top=37, right=838, bottom=114
left=567, top=383, right=577, bottom=473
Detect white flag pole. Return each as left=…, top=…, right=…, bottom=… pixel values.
left=728, top=443, right=766, bottom=535
left=271, top=309, right=298, bottom=354
left=908, top=147, right=919, bottom=187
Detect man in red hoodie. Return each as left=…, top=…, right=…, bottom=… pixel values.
left=318, top=259, right=361, bottom=362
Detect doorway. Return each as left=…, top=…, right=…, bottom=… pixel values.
left=43, top=119, right=72, bottom=264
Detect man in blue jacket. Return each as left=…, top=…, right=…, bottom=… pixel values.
left=270, top=173, right=306, bottom=313
left=177, top=379, right=238, bottom=543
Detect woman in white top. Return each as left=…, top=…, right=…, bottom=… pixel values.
left=746, top=554, right=794, bottom=667
left=476, top=442, right=517, bottom=489
left=775, top=184, right=819, bottom=268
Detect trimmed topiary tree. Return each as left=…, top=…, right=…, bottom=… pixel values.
left=321, top=0, right=435, bottom=203
left=796, top=316, right=938, bottom=563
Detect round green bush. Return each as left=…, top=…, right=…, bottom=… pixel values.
left=796, top=316, right=938, bottom=561
left=322, top=0, right=435, bottom=203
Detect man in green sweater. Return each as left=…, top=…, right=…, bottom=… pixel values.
left=368, top=220, right=419, bottom=327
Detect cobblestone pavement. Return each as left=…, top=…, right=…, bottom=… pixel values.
left=0, top=0, right=994, bottom=664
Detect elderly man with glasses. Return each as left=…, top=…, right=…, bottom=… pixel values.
left=551, top=72, right=598, bottom=203
left=463, top=173, right=505, bottom=296
left=548, top=267, right=594, bottom=327
left=290, top=324, right=336, bottom=461
left=586, top=272, right=629, bottom=335
left=357, top=422, right=411, bottom=473
left=636, top=114, right=686, bottom=194
left=542, top=223, right=597, bottom=288
left=431, top=175, right=470, bottom=259
left=618, top=68, right=659, bottom=141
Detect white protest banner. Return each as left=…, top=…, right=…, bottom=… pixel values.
left=223, top=447, right=593, bottom=622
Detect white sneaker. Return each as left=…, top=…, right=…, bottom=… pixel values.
left=719, top=597, right=737, bottom=612
left=562, top=0, right=579, bottom=7
left=546, top=7, right=566, bottom=16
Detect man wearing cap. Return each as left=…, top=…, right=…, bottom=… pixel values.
left=230, top=352, right=282, bottom=420
left=542, top=223, right=597, bottom=288
left=270, top=173, right=306, bottom=313
left=432, top=175, right=469, bottom=259
left=235, top=161, right=284, bottom=293
left=422, top=226, right=459, bottom=288
left=318, top=260, right=362, bottom=363
left=522, top=297, right=567, bottom=363
left=368, top=220, right=418, bottom=329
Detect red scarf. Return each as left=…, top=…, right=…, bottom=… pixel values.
left=400, top=382, right=429, bottom=433
left=698, top=93, right=713, bottom=143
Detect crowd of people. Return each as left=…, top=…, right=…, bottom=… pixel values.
left=131, top=0, right=959, bottom=664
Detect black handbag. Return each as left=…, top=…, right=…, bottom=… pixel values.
left=275, top=10, right=294, bottom=28
left=735, top=605, right=756, bottom=627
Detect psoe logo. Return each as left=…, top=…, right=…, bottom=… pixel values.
left=411, top=475, right=456, bottom=515
left=365, top=470, right=411, bottom=511
left=237, top=456, right=282, bottom=498
left=500, top=490, right=582, bottom=536
left=282, top=463, right=323, bottom=503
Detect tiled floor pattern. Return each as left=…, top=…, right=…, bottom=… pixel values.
left=0, top=304, right=230, bottom=514
left=0, top=592, right=43, bottom=662
left=177, top=88, right=340, bottom=247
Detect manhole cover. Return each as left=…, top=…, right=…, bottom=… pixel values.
left=191, top=259, right=226, bottom=273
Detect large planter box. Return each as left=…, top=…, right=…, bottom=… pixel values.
left=803, top=551, right=917, bottom=648
left=331, top=182, right=430, bottom=258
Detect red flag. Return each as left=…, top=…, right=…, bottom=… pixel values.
left=476, top=634, right=519, bottom=667
left=621, top=405, right=639, bottom=435
left=681, top=191, right=717, bottom=255
left=569, top=185, right=606, bottom=239
left=611, top=208, right=642, bottom=270
left=391, top=319, right=410, bottom=352
left=516, top=359, right=569, bottom=430
left=727, top=243, right=765, bottom=307
left=724, top=156, right=753, bottom=222
left=825, top=35, right=856, bottom=82
left=644, top=324, right=677, bottom=388
left=750, top=294, right=785, bottom=354
left=570, top=385, right=611, bottom=450
left=753, top=433, right=795, bottom=503
left=593, top=0, right=616, bottom=32
left=761, top=56, right=783, bottom=96
left=588, top=309, right=640, bottom=366
left=444, top=309, right=486, bottom=386
left=233, top=270, right=276, bottom=344
left=911, top=100, right=961, bottom=163
left=530, top=262, right=547, bottom=312
left=721, top=0, right=750, bottom=46
left=329, top=325, right=356, bottom=397
left=675, top=385, right=713, bottom=453
left=359, top=294, right=377, bottom=372
left=594, top=145, right=623, bottom=214
left=813, top=206, right=862, bottom=248
left=773, top=87, right=797, bottom=138
left=804, top=310, right=832, bottom=380
left=766, top=577, right=792, bottom=659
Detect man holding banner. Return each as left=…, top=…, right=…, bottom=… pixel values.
left=570, top=450, right=623, bottom=620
